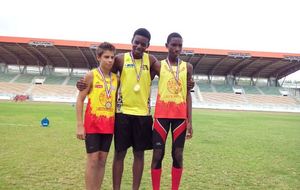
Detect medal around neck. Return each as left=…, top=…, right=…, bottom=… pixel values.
left=105, top=101, right=112, bottom=109
left=130, top=52, right=143, bottom=93
left=174, top=86, right=179, bottom=94
left=134, top=83, right=140, bottom=92
left=97, top=67, right=113, bottom=109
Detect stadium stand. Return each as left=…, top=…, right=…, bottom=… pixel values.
left=258, top=86, right=281, bottom=95
left=201, top=92, right=246, bottom=104
left=0, top=73, right=17, bottom=82
left=0, top=36, right=299, bottom=112
left=31, top=84, right=77, bottom=97
left=14, top=74, right=38, bottom=83
left=214, top=84, right=233, bottom=93
left=67, top=76, right=82, bottom=86
left=198, top=83, right=214, bottom=92
left=0, top=82, right=30, bottom=95
left=241, top=85, right=261, bottom=94
left=43, top=75, right=66, bottom=85
left=246, top=94, right=298, bottom=105
left=199, top=91, right=298, bottom=105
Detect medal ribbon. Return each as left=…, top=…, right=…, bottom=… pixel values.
left=97, top=67, right=112, bottom=99
left=130, top=52, right=144, bottom=82
left=166, top=57, right=180, bottom=84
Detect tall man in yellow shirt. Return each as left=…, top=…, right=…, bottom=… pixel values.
left=112, top=28, right=156, bottom=190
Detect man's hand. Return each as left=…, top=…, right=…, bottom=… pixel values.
left=187, top=78, right=195, bottom=91
left=186, top=122, right=193, bottom=140
left=76, top=123, right=85, bottom=140
left=76, top=77, right=88, bottom=91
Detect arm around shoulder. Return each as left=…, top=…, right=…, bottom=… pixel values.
left=186, top=63, right=193, bottom=139
left=112, top=53, right=123, bottom=74
left=187, top=63, right=194, bottom=90
left=78, top=72, right=93, bottom=100
left=149, top=54, right=160, bottom=79
left=187, top=63, right=193, bottom=81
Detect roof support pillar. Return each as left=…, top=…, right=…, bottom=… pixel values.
left=250, top=77, right=255, bottom=86
left=20, top=64, right=27, bottom=74
left=268, top=77, right=278, bottom=87
left=69, top=67, right=74, bottom=76
left=208, top=75, right=212, bottom=84
left=37, top=60, right=42, bottom=75
left=226, top=75, right=235, bottom=86
left=0, top=63, right=8, bottom=73
left=42, top=63, right=54, bottom=75
left=41, top=66, right=46, bottom=75
left=193, top=55, right=206, bottom=75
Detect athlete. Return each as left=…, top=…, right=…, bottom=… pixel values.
left=112, top=28, right=156, bottom=190
left=151, top=33, right=193, bottom=190
left=76, top=28, right=195, bottom=190
left=76, top=42, right=118, bottom=190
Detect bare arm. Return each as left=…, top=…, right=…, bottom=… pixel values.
left=76, top=71, right=93, bottom=140
left=76, top=77, right=87, bottom=91
left=186, top=63, right=193, bottom=139
left=149, top=54, right=161, bottom=80
left=111, top=53, right=123, bottom=74
left=115, top=75, right=120, bottom=112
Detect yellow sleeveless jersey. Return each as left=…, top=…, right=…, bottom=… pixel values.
left=117, top=52, right=151, bottom=115
left=84, top=68, right=118, bottom=134
left=154, top=59, right=187, bottom=119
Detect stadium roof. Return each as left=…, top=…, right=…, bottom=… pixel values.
left=0, top=36, right=300, bottom=79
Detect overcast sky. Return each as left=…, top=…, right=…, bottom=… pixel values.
left=1, top=0, right=300, bottom=79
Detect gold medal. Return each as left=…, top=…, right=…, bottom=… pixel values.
left=130, top=52, right=144, bottom=91
left=166, top=57, right=181, bottom=94
left=105, top=101, right=112, bottom=109
left=133, top=83, right=140, bottom=92
left=174, top=86, right=179, bottom=94
left=97, top=67, right=113, bottom=109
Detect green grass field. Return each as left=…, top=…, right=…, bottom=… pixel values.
left=0, top=101, right=299, bottom=190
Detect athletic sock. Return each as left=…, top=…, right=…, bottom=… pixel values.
left=171, top=167, right=183, bottom=190
left=151, top=168, right=162, bottom=190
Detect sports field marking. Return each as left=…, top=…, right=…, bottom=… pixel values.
left=0, top=123, right=35, bottom=127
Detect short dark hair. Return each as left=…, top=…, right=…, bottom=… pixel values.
left=133, top=28, right=151, bottom=41
left=96, top=42, right=116, bottom=57
left=167, top=32, right=182, bottom=43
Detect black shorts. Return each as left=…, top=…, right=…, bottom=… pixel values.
left=153, top=118, right=187, bottom=149
left=114, top=113, right=153, bottom=152
left=85, top=134, right=113, bottom=153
